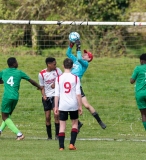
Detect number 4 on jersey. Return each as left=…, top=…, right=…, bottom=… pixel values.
left=7, top=76, right=14, bottom=86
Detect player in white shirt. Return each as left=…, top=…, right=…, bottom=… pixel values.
left=38, top=57, right=62, bottom=140
left=54, top=58, right=82, bottom=151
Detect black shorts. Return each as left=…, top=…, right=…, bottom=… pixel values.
left=59, top=110, right=78, bottom=121
left=80, top=86, right=85, bottom=97
left=42, top=97, right=54, bottom=111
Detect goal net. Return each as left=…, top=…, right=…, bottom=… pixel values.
left=0, top=20, right=146, bottom=140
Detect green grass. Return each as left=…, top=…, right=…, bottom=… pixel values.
left=1, top=139, right=146, bottom=160
left=0, top=54, right=146, bottom=159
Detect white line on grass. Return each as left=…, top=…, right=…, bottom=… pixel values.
left=24, top=137, right=146, bottom=142
left=1, top=136, right=146, bottom=142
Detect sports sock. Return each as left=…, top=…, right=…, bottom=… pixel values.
left=142, top=121, right=146, bottom=130
left=78, top=120, right=82, bottom=126
left=70, top=128, right=78, bottom=145
left=59, top=132, right=65, bottom=149
left=0, top=115, right=11, bottom=132
left=5, top=118, right=20, bottom=134
left=46, top=124, right=52, bottom=139
left=55, top=123, right=59, bottom=136
left=92, top=112, right=102, bottom=123
left=17, top=132, right=23, bottom=136
left=0, top=121, right=6, bottom=132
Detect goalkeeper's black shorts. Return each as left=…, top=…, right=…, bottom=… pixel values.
left=80, top=86, right=85, bottom=97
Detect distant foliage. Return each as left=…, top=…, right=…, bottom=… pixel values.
left=0, top=0, right=145, bottom=57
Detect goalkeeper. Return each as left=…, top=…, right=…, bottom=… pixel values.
left=66, top=39, right=106, bottom=132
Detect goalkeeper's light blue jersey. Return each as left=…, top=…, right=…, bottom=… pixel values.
left=66, top=47, right=88, bottom=80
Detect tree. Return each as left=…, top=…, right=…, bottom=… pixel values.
left=0, top=0, right=133, bottom=57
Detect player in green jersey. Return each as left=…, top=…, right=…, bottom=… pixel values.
left=0, top=57, right=42, bottom=140
left=130, top=53, right=146, bottom=130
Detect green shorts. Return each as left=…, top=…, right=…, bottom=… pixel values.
left=135, top=91, right=146, bottom=110
left=1, top=98, right=18, bottom=114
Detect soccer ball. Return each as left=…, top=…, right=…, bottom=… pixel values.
left=69, top=32, right=80, bottom=43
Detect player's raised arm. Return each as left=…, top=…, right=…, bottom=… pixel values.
left=66, top=32, right=80, bottom=62
left=66, top=43, right=77, bottom=62
left=75, top=39, right=89, bottom=68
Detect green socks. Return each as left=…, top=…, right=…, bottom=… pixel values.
left=142, top=121, right=146, bottom=130
left=0, top=121, right=6, bottom=131
left=5, top=118, right=20, bottom=134
left=0, top=115, right=11, bottom=132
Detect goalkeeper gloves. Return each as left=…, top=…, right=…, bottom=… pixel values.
left=69, top=42, right=74, bottom=48
left=75, top=39, right=81, bottom=51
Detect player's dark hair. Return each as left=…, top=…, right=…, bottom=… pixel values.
left=140, top=54, right=146, bottom=61
left=45, top=57, right=56, bottom=65
left=7, top=57, right=17, bottom=67
left=63, top=58, right=73, bottom=69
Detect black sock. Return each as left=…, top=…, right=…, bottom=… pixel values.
left=70, top=128, right=78, bottom=145
left=55, top=123, right=60, bottom=136
left=92, top=112, right=102, bottom=123
left=78, top=120, right=82, bottom=126
left=46, top=125, right=52, bottom=139
left=59, top=132, right=65, bottom=148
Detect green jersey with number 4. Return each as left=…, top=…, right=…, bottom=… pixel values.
left=131, top=64, right=146, bottom=92
left=0, top=68, right=30, bottom=100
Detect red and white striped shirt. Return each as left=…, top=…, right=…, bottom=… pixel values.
left=38, top=68, right=62, bottom=97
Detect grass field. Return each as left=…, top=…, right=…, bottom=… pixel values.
left=0, top=53, right=146, bottom=160
left=1, top=138, right=146, bottom=160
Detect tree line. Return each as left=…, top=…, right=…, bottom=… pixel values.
left=0, top=0, right=145, bottom=57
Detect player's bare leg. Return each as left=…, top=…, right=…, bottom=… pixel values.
left=53, top=110, right=60, bottom=140
left=140, top=108, right=146, bottom=130
left=45, top=110, right=52, bottom=139
left=81, top=96, right=106, bottom=129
